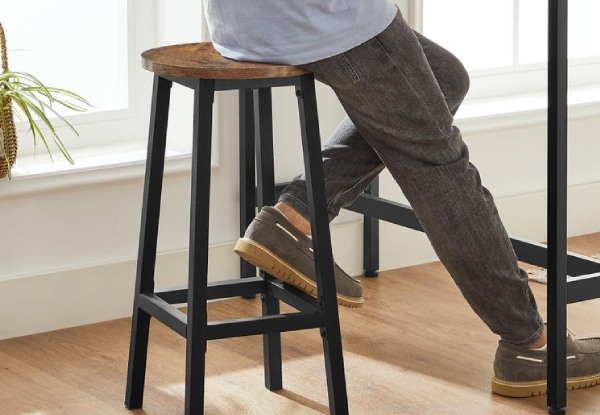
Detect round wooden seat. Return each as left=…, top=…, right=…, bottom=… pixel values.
left=141, top=42, right=310, bottom=80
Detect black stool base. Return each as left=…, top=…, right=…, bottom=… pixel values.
left=125, top=73, right=349, bottom=415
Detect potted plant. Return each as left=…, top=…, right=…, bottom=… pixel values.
left=0, top=22, right=90, bottom=179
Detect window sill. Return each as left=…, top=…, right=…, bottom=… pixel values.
left=0, top=143, right=193, bottom=199
left=455, top=85, right=600, bottom=133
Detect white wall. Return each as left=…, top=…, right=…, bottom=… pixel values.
left=1, top=1, right=600, bottom=339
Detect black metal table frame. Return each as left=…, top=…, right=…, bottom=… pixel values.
left=353, top=2, right=600, bottom=414
left=243, top=1, right=600, bottom=414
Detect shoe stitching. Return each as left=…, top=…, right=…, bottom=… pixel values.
left=513, top=355, right=576, bottom=363
left=256, top=214, right=312, bottom=248
left=274, top=221, right=315, bottom=253
left=516, top=356, right=544, bottom=363
left=275, top=222, right=299, bottom=243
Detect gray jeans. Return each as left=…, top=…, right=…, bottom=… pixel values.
left=280, top=9, right=544, bottom=346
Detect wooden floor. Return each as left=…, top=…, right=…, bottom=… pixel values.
left=1, top=234, right=600, bottom=415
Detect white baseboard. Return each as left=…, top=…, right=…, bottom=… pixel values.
left=0, top=245, right=238, bottom=340
left=2, top=181, right=599, bottom=340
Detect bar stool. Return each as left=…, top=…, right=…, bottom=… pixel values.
left=124, top=43, right=349, bottom=415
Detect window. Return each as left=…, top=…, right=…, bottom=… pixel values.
left=3, top=0, right=158, bottom=162
left=5, top=0, right=129, bottom=115
left=415, top=0, right=600, bottom=104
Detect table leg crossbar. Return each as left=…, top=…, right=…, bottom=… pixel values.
left=343, top=187, right=600, bottom=301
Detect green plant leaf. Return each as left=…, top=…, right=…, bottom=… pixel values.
left=15, top=92, right=73, bottom=163
left=9, top=92, right=54, bottom=163
left=1, top=69, right=90, bottom=168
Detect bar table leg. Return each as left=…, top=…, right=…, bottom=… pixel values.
left=547, top=1, right=568, bottom=414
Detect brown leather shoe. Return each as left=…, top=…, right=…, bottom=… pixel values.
left=492, top=332, right=600, bottom=397
left=234, top=206, right=363, bottom=308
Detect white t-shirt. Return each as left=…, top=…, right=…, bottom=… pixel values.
left=204, top=0, right=397, bottom=65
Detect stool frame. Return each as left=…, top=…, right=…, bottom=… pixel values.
left=125, top=73, right=349, bottom=415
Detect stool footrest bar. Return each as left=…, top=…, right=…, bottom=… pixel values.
left=139, top=291, right=325, bottom=341
left=155, top=286, right=188, bottom=304
left=207, top=277, right=266, bottom=300
left=207, top=311, right=324, bottom=340
left=155, top=277, right=267, bottom=304
left=138, top=294, right=187, bottom=338
left=265, top=278, right=319, bottom=312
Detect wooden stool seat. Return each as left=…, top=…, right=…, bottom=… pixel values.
left=141, top=42, right=310, bottom=79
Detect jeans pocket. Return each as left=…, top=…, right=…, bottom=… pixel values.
left=301, top=52, right=361, bottom=90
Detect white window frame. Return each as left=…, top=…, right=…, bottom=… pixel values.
left=9, top=0, right=212, bottom=182
left=13, top=0, right=158, bottom=159
left=407, top=0, right=600, bottom=112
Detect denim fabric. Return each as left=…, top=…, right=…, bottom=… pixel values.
left=280, top=9, right=544, bottom=345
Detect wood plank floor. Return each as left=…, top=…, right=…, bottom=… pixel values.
left=1, top=234, right=599, bottom=415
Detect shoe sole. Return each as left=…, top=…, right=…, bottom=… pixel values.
left=492, top=372, right=600, bottom=398
left=234, top=238, right=364, bottom=309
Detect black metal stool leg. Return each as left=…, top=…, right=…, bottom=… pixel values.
left=254, top=88, right=275, bottom=208
left=261, top=293, right=283, bottom=390
left=184, top=79, right=215, bottom=415
left=363, top=178, right=380, bottom=278
left=239, top=88, right=257, bottom=282
left=254, top=87, right=284, bottom=390
left=125, top=75, right=172, bottom=410
left=296, top=74, right=349, bottom=415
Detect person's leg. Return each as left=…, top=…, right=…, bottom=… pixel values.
left=277, top=116, right=383, bottom=233
left=279, top=31, right=469, bottom=226
left=291, top=10, right=543, bottom=346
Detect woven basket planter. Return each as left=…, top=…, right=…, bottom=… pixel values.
left=0, top=22, right=18, bottom=179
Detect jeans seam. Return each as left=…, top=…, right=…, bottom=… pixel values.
left=373, top=36, right=458, bottom=154
left=338, top=53, right=361, bottom=87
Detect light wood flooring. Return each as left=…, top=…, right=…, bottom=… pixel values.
left=1, top=234, right=600, bottom=415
